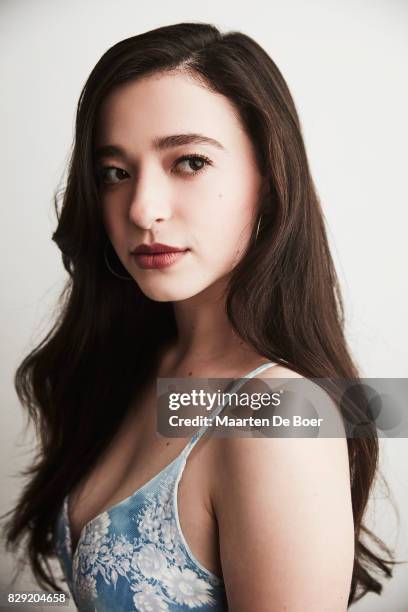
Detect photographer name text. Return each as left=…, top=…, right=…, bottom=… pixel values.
left=168, top=415, right=323, bottom=428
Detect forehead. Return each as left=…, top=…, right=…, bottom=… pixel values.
left=95, top=72, right=248, bottom=150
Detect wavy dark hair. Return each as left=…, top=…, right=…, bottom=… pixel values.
left=1, top=21, right=398, bottom=606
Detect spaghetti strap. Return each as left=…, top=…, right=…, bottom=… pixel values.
left=168, top=360, right=278, bottom=584
left=181, top=360, right=277, bottom=457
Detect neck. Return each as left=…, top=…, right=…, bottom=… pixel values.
left=159, top=277, right=264, bottom=377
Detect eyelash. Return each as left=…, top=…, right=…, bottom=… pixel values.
left=96, top=153, right=212, bottom=185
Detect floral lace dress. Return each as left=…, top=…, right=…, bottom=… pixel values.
left=54, top=362, right=276, bottom=611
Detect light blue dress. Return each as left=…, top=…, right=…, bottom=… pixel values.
left=54, top=361, right=276, bottom=611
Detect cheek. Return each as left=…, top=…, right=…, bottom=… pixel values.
left=214, top=199, right=252, bottom=243
left=187, top=181, right=257, bottom=261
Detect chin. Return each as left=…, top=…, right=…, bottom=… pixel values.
left=135, top=278, right=211, bottom=303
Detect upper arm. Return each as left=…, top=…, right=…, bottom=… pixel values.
left=211, top=374, right=354, bottom=611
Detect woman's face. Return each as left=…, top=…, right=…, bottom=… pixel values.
left=95, top=71, right=263, bottom=302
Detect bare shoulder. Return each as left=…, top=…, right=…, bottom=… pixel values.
left=251, top=361, right=305, bottom=380
left=209, top=361, right=354, bottom=610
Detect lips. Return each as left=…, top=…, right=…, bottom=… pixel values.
left=131, top=242, right=187, bottom=255
left=131, top=243, right=189, bottom=269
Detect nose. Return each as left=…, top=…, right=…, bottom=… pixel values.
left=128, top=160, right=172, bottom=229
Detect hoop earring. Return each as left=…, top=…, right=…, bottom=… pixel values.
left=104, top=242, right=133, bottom=281
left=255, top=214, right=263, bottom=244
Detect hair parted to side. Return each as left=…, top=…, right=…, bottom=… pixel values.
left=1, top=21, right=398, bottom=606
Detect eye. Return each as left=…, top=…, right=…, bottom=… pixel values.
left=173, top=154, right=212, bottom=176
left=97, top=166, right=129, bottom=185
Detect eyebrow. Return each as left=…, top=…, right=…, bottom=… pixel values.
left=94, top=133, right=226, bottom=162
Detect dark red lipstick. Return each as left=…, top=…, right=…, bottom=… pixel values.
left=131, top=243, right=189, bottom=269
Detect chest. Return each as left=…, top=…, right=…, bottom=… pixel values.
left=67, top=383, right=222, bottom=578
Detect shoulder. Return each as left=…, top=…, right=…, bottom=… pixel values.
left=209, top=363, right=354, bottom=610
left=214, top=362, right=350, bottom=502
left=254, top=362, right=304, bottom=378
left=239, top=360, right=306, bottom=384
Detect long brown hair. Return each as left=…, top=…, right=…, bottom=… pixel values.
left=1, top=22, right=397, bottom=606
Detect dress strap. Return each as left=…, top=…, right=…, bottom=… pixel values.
left=181, top=361, right=277, bottom=458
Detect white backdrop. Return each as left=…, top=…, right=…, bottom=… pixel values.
left=1, top=0, right=407, bottom=609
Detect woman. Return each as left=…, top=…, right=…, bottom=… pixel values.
left=2, top=22, right=395, bottom=611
